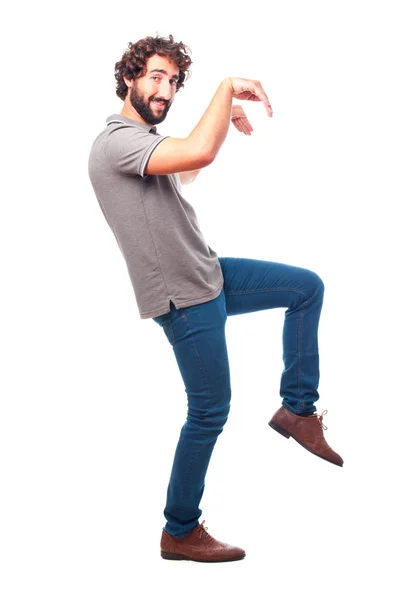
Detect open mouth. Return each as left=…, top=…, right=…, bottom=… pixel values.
left=152, top=100, right=166, bottom=109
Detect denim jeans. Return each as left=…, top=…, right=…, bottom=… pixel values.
left=152, top=256, right=325, bottom=537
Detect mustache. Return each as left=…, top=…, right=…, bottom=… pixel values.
left=151, top=98, right=168, bottom=105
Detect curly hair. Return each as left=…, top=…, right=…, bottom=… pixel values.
left=114, top=34, right=193, bottom=100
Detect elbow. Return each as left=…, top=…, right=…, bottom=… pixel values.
left=201, top=152, right=215, bottom=168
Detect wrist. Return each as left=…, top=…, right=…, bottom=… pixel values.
left=221, top=78, right=234, bottom=95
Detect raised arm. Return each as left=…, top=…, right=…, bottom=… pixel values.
left=145, top=77, right=272, bottom=176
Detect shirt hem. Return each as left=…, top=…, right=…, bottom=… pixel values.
left=140, top=275, right=224, bottom=320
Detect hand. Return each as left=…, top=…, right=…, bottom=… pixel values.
left=231, top=104, right=253, bottom=135
left=228, top=77, right=273, bottom=117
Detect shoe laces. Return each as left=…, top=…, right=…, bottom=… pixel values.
left=197, top=520, right=213, bottom=540
left=311, top=409, right=328, bottom=430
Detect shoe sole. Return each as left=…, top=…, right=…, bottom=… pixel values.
left=161, top=551, right=246, bottom=562
left=268, top=420, right=343, bottom=467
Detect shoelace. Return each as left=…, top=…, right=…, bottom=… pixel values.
left=311, top=409, right=328, bottom=430
left=197, top=520, right=213, bottom=540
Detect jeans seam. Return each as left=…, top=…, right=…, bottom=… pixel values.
left=226, top=287, right=309, bottom=299
left=179, top=310, right=212, bottom=394
left=181, top=450, right=202, bottom=501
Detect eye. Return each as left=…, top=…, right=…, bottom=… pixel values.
left=152, top=76, right=177, bottom=85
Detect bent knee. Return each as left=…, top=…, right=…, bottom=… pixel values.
left=303, top=269, right=325, bottom=297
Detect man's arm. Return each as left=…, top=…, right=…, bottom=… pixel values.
left=145, top=79, right=233, bottom=175
left=145, top=77, right=272, bottom=176
left=178, top=169, right=201, bottom=185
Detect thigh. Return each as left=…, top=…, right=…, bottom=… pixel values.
left=152, top=291, right=231, bottom=405
left=218, top=256, right=324, bottom=315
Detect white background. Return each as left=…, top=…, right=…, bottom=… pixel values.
left=1, top=0, right=392, bottom=598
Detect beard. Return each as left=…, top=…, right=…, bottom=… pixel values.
left=129, top=83, right=170, bottom=125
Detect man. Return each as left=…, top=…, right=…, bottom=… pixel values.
left=88, top=34, right=343, bottom=563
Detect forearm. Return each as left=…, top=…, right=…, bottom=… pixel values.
left=188, top=79, right=233, bottom=162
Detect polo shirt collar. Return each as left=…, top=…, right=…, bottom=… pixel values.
left=106, top=114, right=157, bottom=134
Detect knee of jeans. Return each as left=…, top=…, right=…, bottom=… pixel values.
left=314, top=273, right=325, bottom=297
left=208, top=399, right=231, bottom=428
left=306, top=270, right=325, bottom=298
left=203, top=409, right=230, bottom=437
left=186, top=402, right=231, bottom=442
left=189, top=396, right=231, bottom=426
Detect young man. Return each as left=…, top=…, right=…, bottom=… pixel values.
left=88, top=34, right=343, bottom=563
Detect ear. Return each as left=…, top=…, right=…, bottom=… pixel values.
left=123, top=76, right=134, bottom=90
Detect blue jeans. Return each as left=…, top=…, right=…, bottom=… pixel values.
left=152, top=256, right=325, bottom=537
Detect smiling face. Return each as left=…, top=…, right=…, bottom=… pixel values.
left=122, top=54, right=180, bottom=125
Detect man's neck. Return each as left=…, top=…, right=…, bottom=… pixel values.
left=120, top=105, right=147, bottom=126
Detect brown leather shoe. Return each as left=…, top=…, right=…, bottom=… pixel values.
left=269, top=406, right=343, bottom=467
left=160, top=520, right=246, bottom=562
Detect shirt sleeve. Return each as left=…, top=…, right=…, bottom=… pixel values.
left=104, top=126, right=170, bottom=178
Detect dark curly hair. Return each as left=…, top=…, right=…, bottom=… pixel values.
left=114, top=34, right=193, bottom=100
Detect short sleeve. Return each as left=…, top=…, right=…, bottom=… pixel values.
left=104, top=126, right=170, bottom=178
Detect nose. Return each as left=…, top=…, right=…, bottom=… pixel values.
left=156, top=79, right=174, bottom=101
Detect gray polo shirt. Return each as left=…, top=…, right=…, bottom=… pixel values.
left=88, top=114, right=223, bottom=319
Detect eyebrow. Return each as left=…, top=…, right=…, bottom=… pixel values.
left=148, top=69, right=180, bottom=81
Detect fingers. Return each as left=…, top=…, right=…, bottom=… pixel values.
left=237, top=119, right=248, bottom=135
left=230, top=77, right=273, bottom=116
left=239, top=118, right=252, bottom=135
left=232, top=116, right=253, bottom=135
left=242, top=117, right=253, bottom=135
left=254, top=80, right=273, bottom=116
left=232, top=118, right=243, bottom=134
